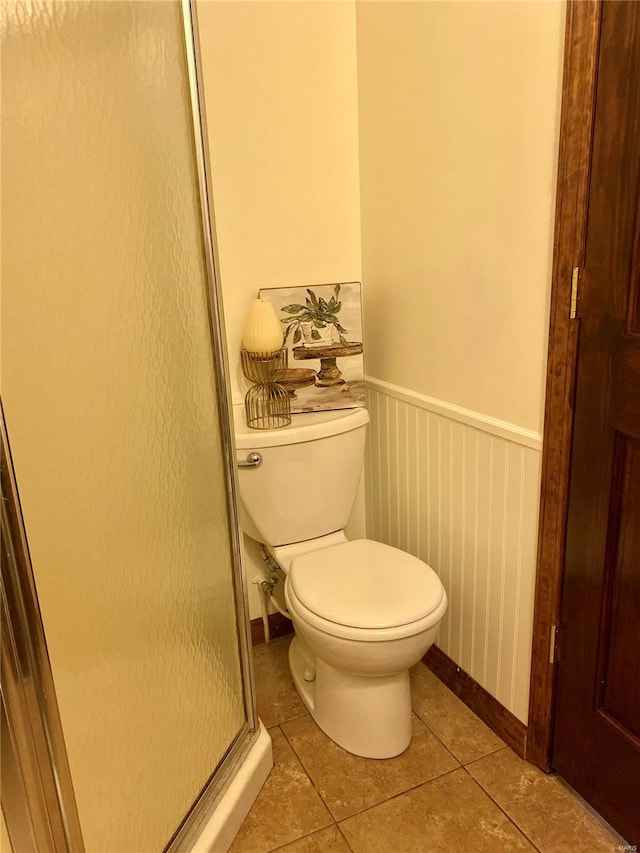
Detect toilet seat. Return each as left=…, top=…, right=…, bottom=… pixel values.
left=287, top=539, right=447, bottom=642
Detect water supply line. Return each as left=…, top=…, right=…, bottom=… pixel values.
left=260, top=578, right=291, bottom=620
left=251, top=576, right=271, bottom=644
left=252, top=545, right=291, bottom=643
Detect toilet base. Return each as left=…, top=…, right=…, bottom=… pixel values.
left=288, top=634, right=317, bottom=710
left=288, top=635, right=412, bottom=759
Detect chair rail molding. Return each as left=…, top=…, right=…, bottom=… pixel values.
left=365, top=377, right=542, bottom=451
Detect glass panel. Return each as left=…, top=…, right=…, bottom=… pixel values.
left=1, top=2, right=246, bottom=851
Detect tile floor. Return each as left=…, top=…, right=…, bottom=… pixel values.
left=231, top=636, right=622, bottom=853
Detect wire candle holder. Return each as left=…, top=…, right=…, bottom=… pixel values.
left=241, top=348, right=291, bottom=430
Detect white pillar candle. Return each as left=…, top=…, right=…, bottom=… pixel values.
left=242, top=298, right=283, bottom=354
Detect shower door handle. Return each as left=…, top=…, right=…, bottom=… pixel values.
left=237, top=452, right=262, bottom=469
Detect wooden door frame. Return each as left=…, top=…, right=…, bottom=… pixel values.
left=526, top=0, right=602, bottom=770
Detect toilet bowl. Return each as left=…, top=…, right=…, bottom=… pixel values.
left=235, top=406, right=447, bottom=758
left=281, top=537, right=447, bottom=757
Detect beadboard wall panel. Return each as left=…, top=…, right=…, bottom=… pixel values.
left=365, top=378, right=542, bottom=723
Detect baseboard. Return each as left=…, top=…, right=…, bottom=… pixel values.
left=250, top=622, right=526, bottom=755
left=250, top=613, right=294, bottom=646
left=423, top=646, right=527, bottom=758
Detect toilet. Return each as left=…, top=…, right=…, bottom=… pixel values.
left=235, top=406, right=447, bottom=759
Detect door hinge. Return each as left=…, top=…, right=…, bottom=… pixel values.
left=549, top=622, right=560, bottom=664
left=570, top=266, right=581, bottom=319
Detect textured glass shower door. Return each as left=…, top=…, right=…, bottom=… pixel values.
left=1, top=2, right=253, bottom=850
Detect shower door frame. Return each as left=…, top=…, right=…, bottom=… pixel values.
left=1, top=409, right=86, bottom=853
left=1, top=1, right=259, bottom=849
left=166, top=0, right=261, bottom=840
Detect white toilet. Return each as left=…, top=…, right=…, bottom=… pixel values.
left=235, top=406, right=447, bottom=759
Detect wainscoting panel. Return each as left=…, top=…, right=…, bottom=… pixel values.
left=365, top=378, right=542, bottom=723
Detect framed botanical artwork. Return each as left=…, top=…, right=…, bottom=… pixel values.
left=258, top=282, right=365, bottom=414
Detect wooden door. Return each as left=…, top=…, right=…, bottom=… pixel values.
left=552, top=2, right=640, bottom=845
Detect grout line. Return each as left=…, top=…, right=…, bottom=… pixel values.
left=258, top=649, right=341, bottom=822
left=410, top=669, right=507, bottom=766
left=337, top=766, right=464, bottom=826
left=336, top=822, right=356, bottom=853
left=462, top=745, right=510, bottom=769
left=264, top=718, right=335, bottom=851
left=461, top=744, right=509, bottom=766
left=269, top=709, right=310, bottom=729
left=461, top=764, right=545, bottom=853
left=278, top=718, right=343, bottom=821
left=267, top=823, right=339, bottom=853
left=257, top=651, right=619, bottom=853
left=280, top=695, right=464, bottom=828
left=280, top=712, right=460, bottom=827
left=411, top=709, right=462, bottom=769
left=260, top=648, right=528, bottom=851
left=409, top=680, right=464, bottom=768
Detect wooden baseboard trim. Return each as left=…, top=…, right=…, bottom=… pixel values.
left=250, top=625, right=527, bottom=755
left=423, top=646, right=527, bottom=758
left=250, top=613, right=294, bottom=646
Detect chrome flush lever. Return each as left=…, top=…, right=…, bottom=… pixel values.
left=237, top=452, right=262, bottom=469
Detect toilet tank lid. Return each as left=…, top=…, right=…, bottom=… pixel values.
left=234, top=405, right=369, bottom=449
left=289, top=539, right=445, bottom=630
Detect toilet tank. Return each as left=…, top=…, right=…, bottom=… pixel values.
left=234, top=406, right=369, bottom=547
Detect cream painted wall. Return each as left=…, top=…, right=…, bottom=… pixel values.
left=357, top=1, right=565, bottom=722
left=195, top=0, right=565, bottom=687
left=356, top=0, right=565, bottom=434
left=196, top=1, right=363, bottom=619
left=196, top=0, right=362, bottom=402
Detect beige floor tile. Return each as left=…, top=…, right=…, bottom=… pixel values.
left=281, top=712, right=459, bottom=821
left=252, top=637, right=306, bottom=728
left=339, top=767, right=535, bottom=852
left=467, top=748, right=621, bottom=853
left=411, top=669, right=505, bottom=764
left=275, top=825, right=351, bottom=852
left=230, top=727, right=332, bottom=853
left=409, top=658, right=427, bottom=675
